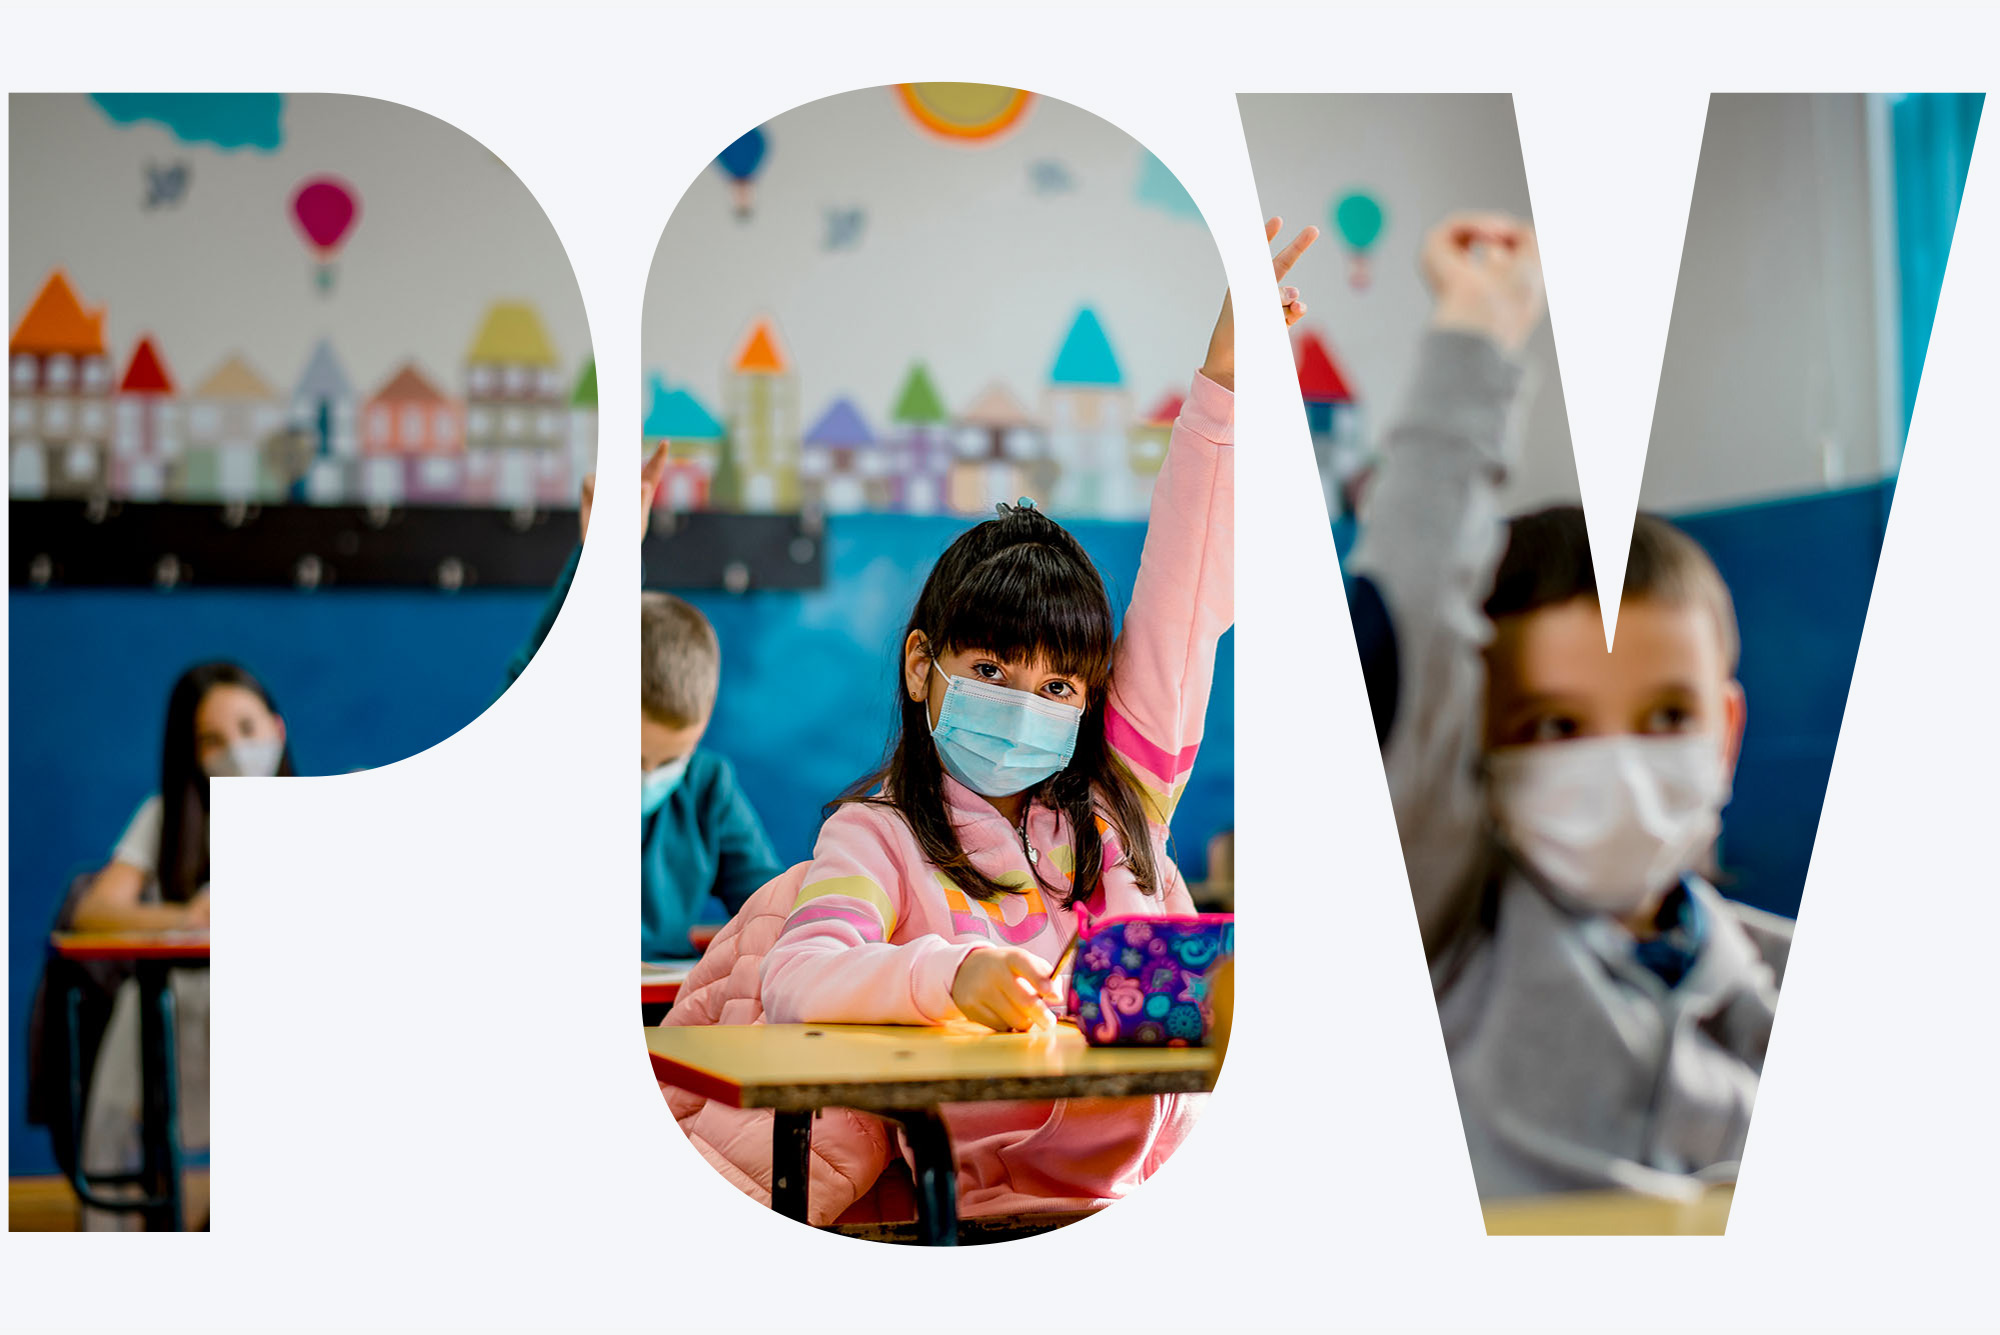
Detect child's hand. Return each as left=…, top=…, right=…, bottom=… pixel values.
left=951, top=946, right=1061, bottom=1032
left=579, top=442, right=673, bottom=544
left=1421, top=212, right=1546, bottom=354
left=1200, top=217, right=1319, bottom=393
left=181, top=890, right=211, bottom=930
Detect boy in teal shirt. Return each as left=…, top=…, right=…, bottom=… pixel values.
left=509, top=448, right=783, bottom=959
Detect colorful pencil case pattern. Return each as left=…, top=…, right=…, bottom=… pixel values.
left=1067, top=914, right=1234, bottom=1047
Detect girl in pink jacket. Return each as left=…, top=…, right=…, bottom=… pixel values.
left=748, top=221, right=1317, bottom=1217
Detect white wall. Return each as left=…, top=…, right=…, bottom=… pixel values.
left=1645, top=93, right=1893, bottom=512
left=8, top=94, right=590, bottom=406
left=642, top=86, right=1224, bottom=435
left=1238, top=93, right=1895, bottom=517
left=1238, top=93, right=1579, bottom=511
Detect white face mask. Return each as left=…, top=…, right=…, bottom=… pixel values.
left=205, top=737, right=284, bottom=779
left=1485, top=734, right=1730, bottom=916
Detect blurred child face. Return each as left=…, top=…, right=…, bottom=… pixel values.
left=1484, top=595, right=1744, bottom=766
left=641, top=711, right=708, bottom=774
left=194, top=684, right=285, bottom=775
left=901, top=635, right=1090, bottom=726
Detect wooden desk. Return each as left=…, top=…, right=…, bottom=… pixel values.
left=47, top=931, right=210, bottom=1231
left=648, top=1021, right=1219, bottom=1245
left=51, top=931, right=210, bottom=963
left=1483, top=1185, right=1734, bottom=1235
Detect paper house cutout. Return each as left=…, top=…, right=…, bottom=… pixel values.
left=951, top=382, right=1048, bottom=516
left=722, top=320, right=800, bottom=511
left=464, top=302, right=568, bottom=507
left=801, top=396, right=887, bottom=512
left=1046, top=307, right=1133, bottom=515
left=644, top=374, right=726, bottom=513
left=10, top=273, right=119, bottom=499
left=1050, top=307, right=1123, bottom=387
left=1295, top=329, right=1356, bottom=436
left=885, top=361, right=951, bottom=514
left=733, top=320, right=790, bottom=376
left=177, top=354, right=288, bottom=503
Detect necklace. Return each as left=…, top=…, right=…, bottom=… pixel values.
left=1018, top=804, right=1040, bottom=865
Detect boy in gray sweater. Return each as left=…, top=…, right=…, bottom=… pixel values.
left=1347, top=212, right=1790, bottom=1201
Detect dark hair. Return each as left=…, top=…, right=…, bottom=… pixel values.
left=833, top=502, right=1162, bottom=907
left=1485, top=505, right=1740, bottom=671
left=157, top=662, right=297, bottom=904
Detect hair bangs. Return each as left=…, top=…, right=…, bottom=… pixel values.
left=935, top=540, right=1114, bottom=685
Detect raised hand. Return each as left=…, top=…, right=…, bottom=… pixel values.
left=1201, top=216, right=1320, bottom=392
left=1421, top=212, right=1546, bottom=355
left=579, top=441, right=673, bottom=544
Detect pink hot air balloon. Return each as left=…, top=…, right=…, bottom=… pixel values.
left=289, top=175, right=360, bottom=293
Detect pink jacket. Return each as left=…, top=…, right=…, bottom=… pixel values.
left=660, top=865, right=910, bottom=1224
left=660, top=370, right=1233, bottom=1221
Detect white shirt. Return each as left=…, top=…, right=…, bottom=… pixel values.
left=110, top=794, right=164, bottom=876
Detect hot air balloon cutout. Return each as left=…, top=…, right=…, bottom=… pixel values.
left=1332, top=190, right=1386, bottom=291
left=290, top=175, right=360, bottom=294
left=715, top=126, right=768, bottom=221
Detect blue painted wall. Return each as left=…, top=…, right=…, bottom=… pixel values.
left=1674, top=480, right=1892, bottom=918
left=8, top=513, right=1234, bottom=1176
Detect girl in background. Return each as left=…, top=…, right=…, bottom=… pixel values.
left=72, top=661, right=295, bottom=1227
left=73, top=661, right=295, bottom=930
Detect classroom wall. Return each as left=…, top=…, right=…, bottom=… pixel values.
left=1240, top=93, right=1895, bottom=515
left=8, top=93, right=590, bottom=409
left=1646, top=94, right=1893, bottom=511
left=7, top=585, right=551, bottom=1175
left=1674, top=481, right=1892, bottom=919
left=644, top=85, right=1226, bottom=439
left=8, top=93, right=600, bottom=1176
left=1237, top=93, right=1579, bottom=512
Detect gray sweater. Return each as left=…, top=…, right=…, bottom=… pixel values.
left=1346, top=330, right=1790, bottom=1200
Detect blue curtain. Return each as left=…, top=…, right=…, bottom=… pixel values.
left=1892, top=92, right=1983, bottom=438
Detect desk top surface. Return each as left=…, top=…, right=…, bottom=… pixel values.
left=50, top=931, right=211, bottom=962
left=647, top=1021, right=1219, bottom=1112
left=1482, top=1185, right=1734, bottom=1235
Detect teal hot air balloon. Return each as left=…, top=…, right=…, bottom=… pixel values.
left=1332, top=190, right=1386, bottom=290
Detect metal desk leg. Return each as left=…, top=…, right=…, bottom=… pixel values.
left=770, top=1110, right=812, bottom=1222
left=888, top=1109, right=959, bottom=1247
left=135, top=961, right=185, bottom=1232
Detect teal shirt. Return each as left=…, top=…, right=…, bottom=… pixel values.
left=507, top=546, right=784, bottom=960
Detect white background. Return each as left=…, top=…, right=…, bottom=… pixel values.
left=5, top=4, right=2000, bottom=1332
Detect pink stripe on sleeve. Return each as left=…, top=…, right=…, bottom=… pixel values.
left=1105, top=700, right=1200, bottom=786
left=781, top=904, right=887, bottom=943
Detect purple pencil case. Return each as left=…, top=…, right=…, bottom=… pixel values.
left=1064, top=914, right=1234, bottom=1047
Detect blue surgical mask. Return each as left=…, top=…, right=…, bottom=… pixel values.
left=642, top=755, right=691, bottom=816
left=927, top=662, right=1083, bottom=797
